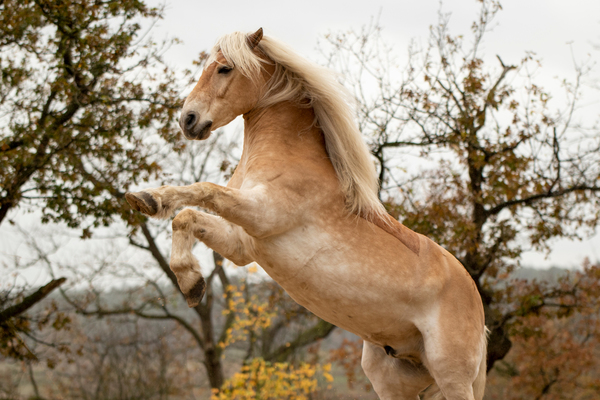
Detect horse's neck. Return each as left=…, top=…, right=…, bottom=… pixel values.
left=229, top=101, right=328, bottom=187
left=243, top=101, right=325, bottom=151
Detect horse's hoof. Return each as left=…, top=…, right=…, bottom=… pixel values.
left=125, top=192, right=158, bottom=216
left=184, top=277, right=206, bottom=308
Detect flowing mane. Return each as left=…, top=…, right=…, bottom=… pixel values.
left=207, top=31, right=386, bottom=220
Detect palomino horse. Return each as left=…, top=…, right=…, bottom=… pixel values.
left=126, top=28, right=487, bottom=400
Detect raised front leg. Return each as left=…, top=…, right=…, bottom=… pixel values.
left=169, top=208, right=254, bottom=307
left=126, top=182, right=298, bottom=238
left=126, top=182, right=298, bottom=306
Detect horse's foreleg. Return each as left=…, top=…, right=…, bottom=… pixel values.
left=170, top=208, right=254, bottom=307
left=126, top=184, right=208, bottom=220
left=127, top=183, right=293, bottom=238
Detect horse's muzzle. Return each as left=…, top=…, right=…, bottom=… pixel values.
left=180, top=110, right=212, bottom=140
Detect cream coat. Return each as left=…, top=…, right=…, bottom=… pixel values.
left=126, top=29, right=487, bottom=400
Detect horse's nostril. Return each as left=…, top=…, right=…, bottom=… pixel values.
left=185, top=112, right=197, bottom=129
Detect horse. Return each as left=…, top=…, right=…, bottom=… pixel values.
left=125, top=28, right=487, bottom=400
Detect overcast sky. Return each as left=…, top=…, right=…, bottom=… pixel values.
left=4, top=1, right=599, bottom=275
left=145, top=0, right=600, bottom=268
left=152, top=0, right=599, bottom=77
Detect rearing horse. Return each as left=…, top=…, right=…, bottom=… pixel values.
left=126, top=28, right=487, bottom=400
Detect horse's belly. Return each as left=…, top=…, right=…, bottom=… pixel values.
left=252, top=225, right=432, bottom=338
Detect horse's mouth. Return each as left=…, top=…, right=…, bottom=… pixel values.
left=184, top=120, right=212, bottom=140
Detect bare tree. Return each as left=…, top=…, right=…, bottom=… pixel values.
left=320, top=0, right=600, bottom=369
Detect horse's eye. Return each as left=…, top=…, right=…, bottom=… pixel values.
left=218, top=66, right=233, bottom=74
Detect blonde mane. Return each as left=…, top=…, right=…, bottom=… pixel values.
left=207, top=31, right=386, bottom=220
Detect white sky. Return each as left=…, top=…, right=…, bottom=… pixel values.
left=3, top=0, right=599, bottom=279
left=153, top=0, right=600, bottom=77
left=146, top=0, right=600, bottom=268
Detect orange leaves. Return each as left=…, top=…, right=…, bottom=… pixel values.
left=218, top=281, right=276, bottom=350
left=463, top=58, right=486, bottom=96
left=491, top=263, right=600, bottom=387
left=484, top=263, right=600, bottom=398
left=211, top=358, right=331, bottom=400
left=489, top=289, right=600, bottom=398
left=328, top=338, right=365, bottom=390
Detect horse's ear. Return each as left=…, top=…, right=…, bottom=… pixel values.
left=247, top=28, right=263, bottom=49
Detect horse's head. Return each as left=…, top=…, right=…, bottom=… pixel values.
left=179, top=28, right=268, bottom=140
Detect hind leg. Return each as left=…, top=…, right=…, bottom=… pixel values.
left=418, top=310, right=487, bottom=399
left=361, top=341, right=433, bottom=400
left=419, top=339, right=481, bottom=400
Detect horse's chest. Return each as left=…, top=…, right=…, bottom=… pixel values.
left=252, top=226, right=334, bottom=287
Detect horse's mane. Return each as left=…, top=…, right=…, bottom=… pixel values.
left=207, top=31, right=386, bottom=220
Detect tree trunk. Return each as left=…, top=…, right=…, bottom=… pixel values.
left=141, top=224, right=225, bottom=388
left=0, top=202, right=11, bottom=226
left=486, top=324, right=512, bottom=371
left=203, top=347, right=225, bottom=389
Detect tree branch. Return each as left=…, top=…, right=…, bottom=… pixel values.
left=486, top=185, right=600, bottom=217
left=264, top=319, right=336, bottom=363
left=0, top=277, right=66, bottom=323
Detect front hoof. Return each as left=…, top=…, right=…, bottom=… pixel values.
left=184, top=278, right=206, bottom=308
left=125, top=192, right=158, bottom=216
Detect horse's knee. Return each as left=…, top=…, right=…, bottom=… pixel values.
left=172, top=208, right=197, bottom=231
left=173, top=209, right=211, bottom=242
